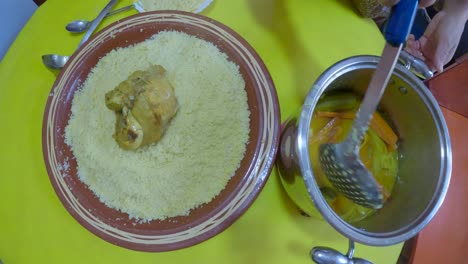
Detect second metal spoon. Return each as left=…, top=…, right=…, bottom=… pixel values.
left=42, top=0, right=119, bottom=70
left=66, top=4, right=135, bottom=33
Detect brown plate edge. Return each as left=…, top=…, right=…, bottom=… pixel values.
left=41, top=10, right=281, bottom=252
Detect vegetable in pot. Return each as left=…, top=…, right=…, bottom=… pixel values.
left=309, top=92, right=398, bottom=222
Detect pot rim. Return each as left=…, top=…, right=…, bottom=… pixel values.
left=298, top=55, right=452, bottom=246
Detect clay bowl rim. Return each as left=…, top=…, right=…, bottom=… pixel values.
left=42, top=10, right=280, bottom=252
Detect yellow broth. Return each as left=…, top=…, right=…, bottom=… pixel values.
left=309, top=95, right=398, bottom=223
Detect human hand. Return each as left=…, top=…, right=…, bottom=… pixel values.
left=405, top=10, right=467, bottom=72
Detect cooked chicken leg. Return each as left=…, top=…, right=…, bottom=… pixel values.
left=105, top=65, right=178, bottom=150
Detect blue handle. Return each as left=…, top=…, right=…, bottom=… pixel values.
left=384, top=0, right=419, bottom=46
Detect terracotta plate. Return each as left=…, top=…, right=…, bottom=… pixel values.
left=42, top=11, right=280, bottom=252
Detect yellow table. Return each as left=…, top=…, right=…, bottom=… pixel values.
left=0, top=0, right=403, bottom=263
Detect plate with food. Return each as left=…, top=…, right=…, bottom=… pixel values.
left=42, top=11, right=280, bottom=252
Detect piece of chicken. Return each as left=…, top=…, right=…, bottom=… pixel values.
left=105, top=65, right=178, bottom=150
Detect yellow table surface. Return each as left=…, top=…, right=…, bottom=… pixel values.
left=0, top=0, right=403, bottom=263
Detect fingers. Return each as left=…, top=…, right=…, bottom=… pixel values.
left=406, top=34, right=424, bottom=58
left=404, top=34, right=440, bottom=72
left=405, top=8, right=465, bottom=73
left=420, top=11, right=463, bottom=72
left=418, top=34, right=443, bottom=72
left=417, top=12, right=443, bottom=71
left=407, top=34, right=420, bottom=50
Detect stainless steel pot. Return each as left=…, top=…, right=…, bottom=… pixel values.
left=277, top=55, right=451, bottom=261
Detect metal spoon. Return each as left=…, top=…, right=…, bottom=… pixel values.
left=66, top=4, right=135, bottom=33
left=42, top=0, right=119, bottom=70
left=42, top=54, right=70, bottom=70
left=318, top=0, right=418, bottom=209
left=66, top=0, right=215, bottom=33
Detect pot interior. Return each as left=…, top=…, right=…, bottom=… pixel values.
left=302, top=57, right=451, bottom=244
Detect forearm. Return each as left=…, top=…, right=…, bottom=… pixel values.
left=443, top=0, right=468, bottom=20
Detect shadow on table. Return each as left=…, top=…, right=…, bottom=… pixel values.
left=245, top=0, right=321, bottom=101
left=46, top=67, right=61, bottom=77
left=225, top=173, right=339, bottom=263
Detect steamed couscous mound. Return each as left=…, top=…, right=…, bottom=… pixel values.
left=65, top=31, right=250, bottom=222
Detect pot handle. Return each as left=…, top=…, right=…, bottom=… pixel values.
left=398, top=49, right=434, bottom=80
left=310, top=240, right=373, bottom=264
